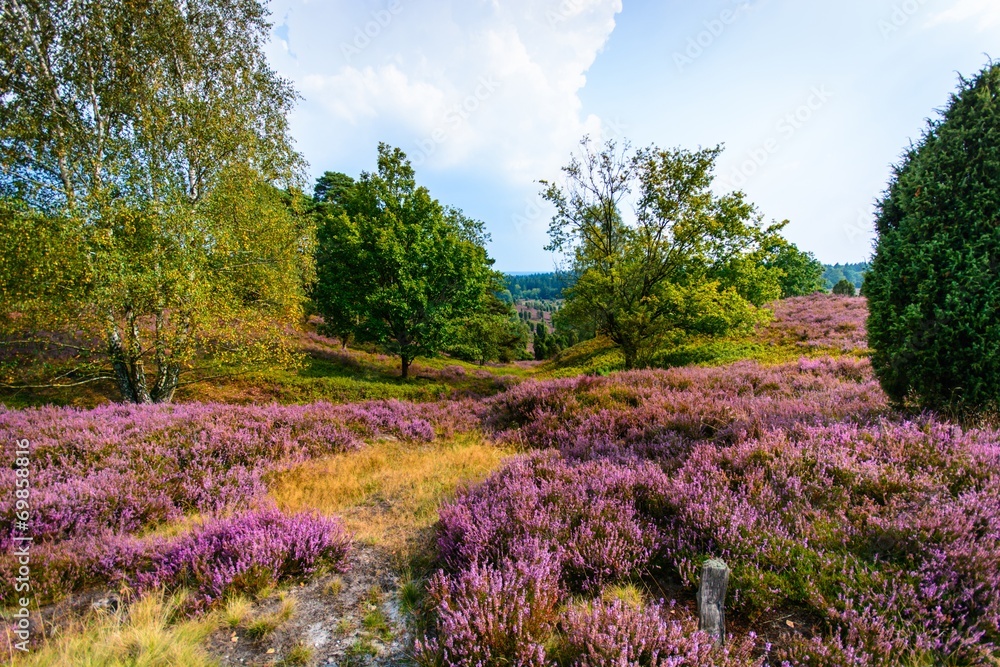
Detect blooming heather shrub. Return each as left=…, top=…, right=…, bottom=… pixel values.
left=116, top=508, right=351, bottom=611
left=482, top=357, right=886, bottom=459
left=437, top=417, right=1000, bottom=664
left=6, top=509, right=351, bottom=611
left=0, top=399, right=471, bottom=549
left=437, top=453, right=663, bottom=592
left=767, top=294, right=868, bottom=353
left=558, top=599, right=763, bottom=667
left=414, top=547, right=562, bottom=667
left=656, top=421, right=1000, bottom=664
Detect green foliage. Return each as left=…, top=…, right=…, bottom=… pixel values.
left=765, top=238, right=826, bottom=298
left=312, top=144, right=501, bottom=378
left=447, top=295, right=530, bottom=365
left=505, top=273, right=568, bottom=300
left=0, top=0, right=309, bottom=403
left=542, top=138, right=785, bottom=369
left=313, top=171, right=356, bottom=207
left=650, top=339, right=801, bottom=369
left=531, top=320, right=579, bottom=361
left=832, top=278, right=857, bottom=297
left=866, top=62, right=1000, bottom=415
left=823, top=263, right=868, bottom=291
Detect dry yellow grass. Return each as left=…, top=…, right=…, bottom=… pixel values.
left=7, top=435, right=510, bottom=665
left=9, top=592, right=218, bottom=667
left=269, top=432, right=513, bottom=554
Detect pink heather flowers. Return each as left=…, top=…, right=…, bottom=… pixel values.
left=0, top=399, right=470, bottom=550
left=0, top=399, right=470, bottom=606
left=105, top=508, right=351, bottom=611
left=4, top=295, right=1000, bottom=664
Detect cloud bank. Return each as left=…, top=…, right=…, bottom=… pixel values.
left=270, top=0, right=622, bottom=184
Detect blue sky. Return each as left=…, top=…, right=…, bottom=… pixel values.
left=264, top=0, right=999, bottom=272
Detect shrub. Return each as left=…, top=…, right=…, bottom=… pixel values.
left=414, top=547, right=563, bottom=667
left=107, top=509, right=351, bottom=611
left=0, top=509, right=352, bottom=610
left=866, top=62, right=1000, bottom=415
left=433, top=416, right=1000, bottom=664
left=438, top=453, right=663, bottom=592
left=558, top=599, right=763, bottom=667
left=831, top=278, right=856, bottom=297
left=0, top=399, right=467, bottom=550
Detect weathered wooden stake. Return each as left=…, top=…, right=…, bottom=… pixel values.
left=697, top=558, right=730, bottom=646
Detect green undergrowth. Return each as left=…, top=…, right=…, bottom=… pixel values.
left=540, top=333, right=865, bottom=379
left=0, top=329, right=530, bottom=408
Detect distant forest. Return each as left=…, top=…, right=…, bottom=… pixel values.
left=822, top=263, right=868, bottom=291
left=506, top=263, right=869, bottom=301
left=504, top=273, right=569, bottom=301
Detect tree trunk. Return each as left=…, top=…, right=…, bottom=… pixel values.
left=107, top=307, right=188, bottom=404
left=107, top=314, right=138, bottom=403
left=125, top=307, right=152, bottom=404
left=150, top=311, right=190, bottom=403
left=153, top=362, right=181, bottom=403
left=401, top=356, right=411, bottom=379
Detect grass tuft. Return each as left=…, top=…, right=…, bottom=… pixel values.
left=276, top=642, right=313, bottom=666
left=243, top=597, right=296, bottom=641
left=12, top=592, right=218, bottom=667
left=223, top=596, right=253, bottom=629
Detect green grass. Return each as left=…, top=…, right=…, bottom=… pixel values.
left=539, top=324, right=864, bottom=379
left=242, top=595, right=296, bottom=641
left=275, top=643, right=313, bottom=666
left=0, top=324, right=529, bottom=409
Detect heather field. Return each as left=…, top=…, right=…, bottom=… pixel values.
left=3, top=295, right=1000, bottom=666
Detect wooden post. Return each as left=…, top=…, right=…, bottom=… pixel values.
left=697, top=559, right=730, bottom=646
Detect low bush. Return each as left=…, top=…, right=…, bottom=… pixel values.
left=0, top=399, right=470, bottom=552
left=427, top=417, right=1000, bottom=665
left=2, top=509, right=351, bottom=610
left=558, top=599, right=762, bottom=667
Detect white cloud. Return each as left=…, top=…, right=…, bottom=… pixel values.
left=927, top=0, right=1000, bottom=30
left=267, top=0, right=621, bottom=184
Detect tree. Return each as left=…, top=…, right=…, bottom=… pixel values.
left=865, top=62, right=1000, bottom=416
left=448, top=294, right=529, bottom=365
left=313, top=171, right=356, bottom=207
left=765, top=238, right=826, bottom=298
left=313, top=144, right=499, bottom=378
left=832, top=278, right=856, bottom=297
left=311, top=172, right=358, bottom=348
left=542, top=138, right=785, bottom=369
left=533, top=322, right=549, bottom=361
left=0, top=0, right=310, bottom=403
left=822, top=262, right=868, bottom=291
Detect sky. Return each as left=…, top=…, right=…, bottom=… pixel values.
left=264, top=0, right=1000, bottom=272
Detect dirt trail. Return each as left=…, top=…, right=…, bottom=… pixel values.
left=208, top=545, right=413, bottom=666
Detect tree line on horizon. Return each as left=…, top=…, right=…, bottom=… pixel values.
left=504, top=262, right=869, bottom=303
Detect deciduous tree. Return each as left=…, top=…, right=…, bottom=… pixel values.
left=0, top=0, right=311, bottom=403
left=543, top=138, right=785, bottom=369
left=313, top=144, right=499, bottom=378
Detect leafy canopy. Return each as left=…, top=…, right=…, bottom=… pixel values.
left=0, top=0, right=311, bottom=404
left=313, top=144, right=502, bottom=377
left=543, top=138, right=789, bottom=369
left=866, top=62, right=1000, bottom=416
left=765, top=239, right=826, bottom=298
